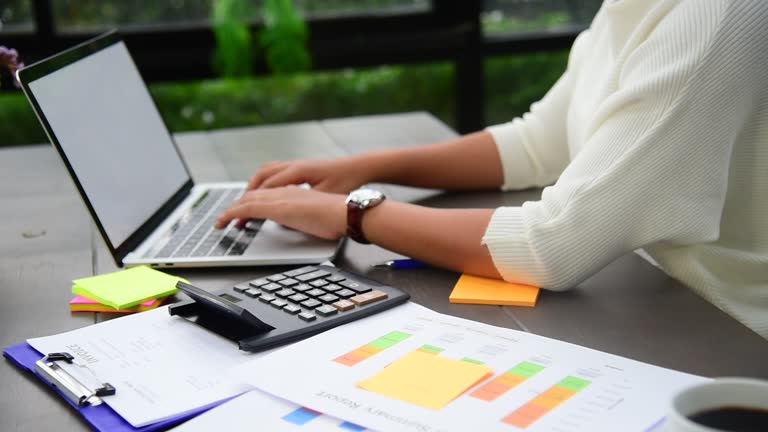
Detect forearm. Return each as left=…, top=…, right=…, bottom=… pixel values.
left=351, top=131, right=504, bottom=191
left=361, top=200, right=501, bottom=278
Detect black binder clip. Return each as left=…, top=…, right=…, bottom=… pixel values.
left=34, top=352, right=116, bottom=407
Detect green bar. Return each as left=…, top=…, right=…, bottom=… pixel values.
left=368, top=331, right=412, bottom=349
left=460, top=357, right=484, bottom=364
left=368, top=338, right=397, bottom=349
left=419, top=344, right=444, bottom=354
left=507, top=361, right=545, bottom=378
left=383, top=331, right=412, bottom=342
left=558, top=376, right=591, bottom=392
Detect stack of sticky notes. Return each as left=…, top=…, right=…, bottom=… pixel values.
left=69, top=266, right=184, bottom=314
left=449, top=273, right=539, bottom=307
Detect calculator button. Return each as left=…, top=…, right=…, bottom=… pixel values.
left=259, top=294, right=277, bottom=303
left=306, top=288, right=327, bottom=298
left=350, top=290, right=388, bottom=306
left=316, top=305, right=338, bottom=317
left=318, top=294, right=340, bottom=304
left=300, top=299, right=322, bottom=309
left=275, top=289, right=296, bottom=298
left=298, top=312, right=317, bottom=322
left=248, top=278, right=269, bottom=288
left=333, top=300, right=355, bottom=311
left=309, top=279, right=329, bottom=287
left=284, top=266, right=317, bottom=278
left=294, top=283, right=313, bottom=292
left=233, top=283, right=250, bottom=293
left=267, top=274, right=286, bottom=282
left=323, top=283, right=342, bottom=292
left=296, top=270, right=331, bottom=282
left=339, top=280, right=372, bottom=294
left=270, top=299, right=288, bottom=309
left=261, top=283, right=282, bottom=293
left=278, top=278, right=299, bottom=287
left=288, top=293, right=309, bottom=303
left=335, top=289, right=356, bottom=299
left=244, top=288, right=261, bottom=298
left=326, top=275, right=345, bottom=283
left=283, top=304, right=301, bottom=315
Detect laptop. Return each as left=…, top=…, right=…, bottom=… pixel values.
left=16, top=32, right=342, bottom=268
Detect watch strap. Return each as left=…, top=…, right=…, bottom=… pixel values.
left=346, top=203, right=370, bottom=244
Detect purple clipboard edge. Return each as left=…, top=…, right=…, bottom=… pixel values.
left=3, top=342, right=236, bottom=432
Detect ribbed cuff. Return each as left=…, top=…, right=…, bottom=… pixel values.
left=486, top=122, right=538, bottom=191
left=481, top=206, right=539, bottom=286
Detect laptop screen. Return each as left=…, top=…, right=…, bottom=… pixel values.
left=27, top=41, right=190, bottom=248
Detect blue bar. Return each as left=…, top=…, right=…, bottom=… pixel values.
left=282, top=407, right=321, bottom=426
left=339, top=421, right=366, bottom=431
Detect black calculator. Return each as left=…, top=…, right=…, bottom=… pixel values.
left=168, top=265, right=410, bottom=352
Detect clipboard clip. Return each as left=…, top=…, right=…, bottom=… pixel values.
left=34, top=352, right=116, bottom=407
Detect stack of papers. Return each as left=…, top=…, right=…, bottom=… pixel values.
left=69, top=266, right=182, bottom=313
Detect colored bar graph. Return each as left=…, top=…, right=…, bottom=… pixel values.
left=417, top=344, right=444, bottom=355
left=339, top=421, right=366, bottom=431
left=502, top=375, right=591, bottom=428
left=470, top=361, right=544, bottom=402
left=282, top=407, right=322, bottom=426
left=333, top=331, right=411, bottom=366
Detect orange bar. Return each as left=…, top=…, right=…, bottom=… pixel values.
left=502, top=403, right=549, bottom=428
left=333, top=352, right=367, bottom=366
left=355, top=345, right=383, bottom=356
left=502, top=411, right=536, bottom=428
left=468, top=388, right=499, bottom=401
left=497, top=373, right=526, bottom=386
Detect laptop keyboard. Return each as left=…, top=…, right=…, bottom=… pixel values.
left=152, top=188, right=261, bottom=258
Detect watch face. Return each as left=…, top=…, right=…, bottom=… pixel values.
left=347, top=188, right=385, bottom=207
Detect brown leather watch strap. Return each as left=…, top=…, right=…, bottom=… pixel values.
left=346, top=202, right=369, bottom=244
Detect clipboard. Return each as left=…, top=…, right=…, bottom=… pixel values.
left=3, top=343, right=229, bottom=432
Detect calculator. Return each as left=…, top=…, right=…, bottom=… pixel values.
left=168, top=265, right=410, bottom=352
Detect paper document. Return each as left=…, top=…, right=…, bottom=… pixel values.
left=28, top=307, right=258, bottom=427
left=170, top=390, right=369, bottom=432
left=235, top=303, right=707, bottom=432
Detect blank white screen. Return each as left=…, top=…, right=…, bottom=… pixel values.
left=29, top=42, right=189, bottom=247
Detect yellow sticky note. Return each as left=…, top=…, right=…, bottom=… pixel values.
left=449, top=273, right=539, bottom=307
left=72, top=266, right=183, bottom=310
left=357, top=350, right=493, bottom=410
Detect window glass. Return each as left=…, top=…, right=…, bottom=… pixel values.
left=482, top=0, right=602, bottom=35
left=0, top=0, right=34, bottom=33
left=53, top=1, right=430, bottom=32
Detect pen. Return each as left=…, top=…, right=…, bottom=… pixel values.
left=372, top=258, right=428, bottom=269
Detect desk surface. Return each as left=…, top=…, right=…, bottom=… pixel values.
left=2, top=112, right=767, bottom=431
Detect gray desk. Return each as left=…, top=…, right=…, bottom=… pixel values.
left=1, top=112, right=766, bottom=431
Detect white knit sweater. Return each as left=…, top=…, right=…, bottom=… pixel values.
left=482, top=0, right=768, bottom=338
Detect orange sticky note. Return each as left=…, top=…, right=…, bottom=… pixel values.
left=357, top=350, right=493, bottom=410
left=449, top=273, right=539, bottom=307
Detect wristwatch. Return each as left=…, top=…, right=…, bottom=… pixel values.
left=345, top=188, right=386, bottom=244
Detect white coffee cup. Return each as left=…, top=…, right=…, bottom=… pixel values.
left=662, top=377, right=768, bottom=431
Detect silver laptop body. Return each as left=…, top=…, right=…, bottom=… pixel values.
left=17, top=32, right=341, bottom=268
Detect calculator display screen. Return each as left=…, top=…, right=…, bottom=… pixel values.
left=219, top=293, right=242, bottom=303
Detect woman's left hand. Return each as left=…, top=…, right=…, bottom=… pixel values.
left=214, top=185, right=347, bottom=240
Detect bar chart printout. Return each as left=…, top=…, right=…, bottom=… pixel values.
left=502, top=376, right=591, bottom=428
left=237, top=303, right=708, bottom=432
left=470, top=361, right=545, bottom=402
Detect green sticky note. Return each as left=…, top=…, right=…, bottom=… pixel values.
left=72, top=266, right=183, bottom=309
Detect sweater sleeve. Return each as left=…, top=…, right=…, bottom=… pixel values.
left=486, top=30, right=591, bottom=190
left=483, top=1, right=745, bottom=290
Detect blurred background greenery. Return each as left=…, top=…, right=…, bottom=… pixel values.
left=0, top=0, right=594, bottom=147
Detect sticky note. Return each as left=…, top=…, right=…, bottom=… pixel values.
left=69, top=295, right=167, bottom=313
left=449, top=273, right=539, bottom=307
left=357, top=350, right=493, bottom=409
left=72, top=266, right=183, bottom=309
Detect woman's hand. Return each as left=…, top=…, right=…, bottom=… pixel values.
left=214, top=185, right=347, bottom=240
left=247, top=157, right=370, bottom=193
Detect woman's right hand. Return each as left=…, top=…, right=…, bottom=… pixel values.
left=246, top=157, right=371, bottom=193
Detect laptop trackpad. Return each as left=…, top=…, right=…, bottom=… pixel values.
left=246, top=220, right=338, bottom=259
